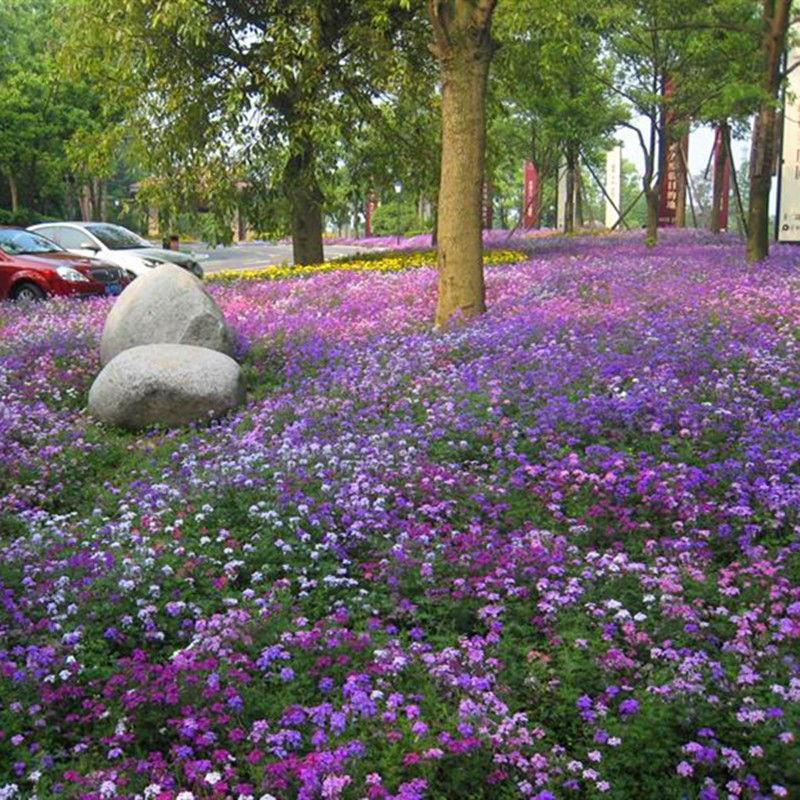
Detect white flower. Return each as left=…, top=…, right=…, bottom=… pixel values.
left=204, top=771, right=223, bottom=786
left=99, top=781, right=117, bottom=798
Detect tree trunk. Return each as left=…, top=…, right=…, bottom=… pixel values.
left=674, top=138, right=688, bottom=228
left=99, top=179, right=108, bottom=222
left=710, top=122, right=729, bottom=234
left=747, top=104, right=779, bottom=261
left=645, top=187, right=659, bottom=244
left=747, top=0, right=791, bottom=263
left=429, top=0, right=497, bottom=329
left=564, top=149, right=575, bottom=234
left=7, top=172, right=18, bottom=213
left=647, top=114, right=669, bottom=245
left=64, top=174, right=78, bottom=220
left=282, top=138, right=324, bottom=266
left=79, top=183, right=92, bottom=221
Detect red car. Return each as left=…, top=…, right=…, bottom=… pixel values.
left=0, top=227, right=132, bottom=302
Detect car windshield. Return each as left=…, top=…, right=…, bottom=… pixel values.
left=85, top=224, right=150, bottom=250
left=0, top=229, right=63, bottom=256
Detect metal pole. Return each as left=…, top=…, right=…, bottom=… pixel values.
left=579, top=151, right=630, bottom=230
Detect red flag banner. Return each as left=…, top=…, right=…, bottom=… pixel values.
left=658, top=139, right=681, bottom=226
left=523, top=161, right=539, bottom=229
left=658, top=78, right=689, bottom=227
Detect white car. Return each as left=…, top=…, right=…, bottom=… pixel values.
left=29, top=222, right=204, bottom=279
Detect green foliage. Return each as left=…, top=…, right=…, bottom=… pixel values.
left=490, top=0, right=628, bottom=232
left=371, top=199, right=424, bottom=236
left=601, top=0, right=761, bottom=212
left=0, top=207, right=54, bottom=226
left=619, top=158, right=647, bottom=229
left=63, top=0, right=430, bottom=251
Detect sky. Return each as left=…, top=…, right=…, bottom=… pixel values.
left=615, top=121, right=750, bottom=178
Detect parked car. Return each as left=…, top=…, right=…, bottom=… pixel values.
left=29, top=222, right=205, bottom=279
left=0, top=227, right=132, bottom=302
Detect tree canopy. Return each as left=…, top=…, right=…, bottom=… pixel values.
left=1, top=0, right=795, bottom=319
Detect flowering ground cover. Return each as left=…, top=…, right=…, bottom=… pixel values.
left=206, top=245, right=527, bottom=284
left=0, top=230, right=798, bottom=800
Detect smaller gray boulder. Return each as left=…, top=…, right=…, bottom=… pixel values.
left=89, top=344, right=245, bottom=430
left=100, top=263, right=235, bottom=366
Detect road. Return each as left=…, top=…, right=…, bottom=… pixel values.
left=183, top=241, right=371, bottom=273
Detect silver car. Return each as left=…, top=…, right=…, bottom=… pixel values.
left=29, top=222, right=204, bottom=279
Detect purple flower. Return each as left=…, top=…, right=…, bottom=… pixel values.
left=619, top=698, right=639, bottom=716
left=576, top=695, right=593, bottom=711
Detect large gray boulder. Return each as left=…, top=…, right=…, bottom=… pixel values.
left=100, top=263, right=235, bottom=366
left=89, top=344, right=245, bottom=430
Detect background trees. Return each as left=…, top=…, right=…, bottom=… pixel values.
left=2, top=0, right=798, bottom=317
left=494, top=0, right=623, bottom=234
left=64, top=0, right=428, bottom=265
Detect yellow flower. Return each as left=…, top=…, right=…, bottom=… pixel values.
left=206, top=248, right=527, bottom=284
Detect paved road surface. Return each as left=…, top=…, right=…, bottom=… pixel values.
left=183, top=242, right=371, bottom=273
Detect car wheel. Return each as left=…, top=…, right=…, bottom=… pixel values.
left=12, top=282, right=46, bottom=302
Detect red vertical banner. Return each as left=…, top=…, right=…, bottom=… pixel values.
left=658, top=78, right=689, bottom=227
left=523, top=161, right=540, bottom=228
left=365, top=191, right=378, bottom=237
left=659, top=78, right=677, bottom=226
left=483, top=182, right=494, bottom=230
left=659, top=138, right=685, bottom=227
left=713, top=126, right=730, bottom=231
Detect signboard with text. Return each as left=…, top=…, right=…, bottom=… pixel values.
left=658, top=137, right=688, bottom=227
left=557, top=158, right=568, bottom=230
left=658, top=78, right=688, bottom=227
left=778, top=42, right=800, bottom=242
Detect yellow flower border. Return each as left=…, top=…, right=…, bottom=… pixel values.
left=206, top=248, right=527, bottom=284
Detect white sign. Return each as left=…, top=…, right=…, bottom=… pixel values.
left=605, top=145, right=623, bottom=229
left=557, top=157, right=568, bottom=230
left=778, top=40, right=800, bottom=242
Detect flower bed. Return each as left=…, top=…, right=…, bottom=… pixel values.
left=205, top=247, right=527, bottom=284
left=0, top=230, right=798, bottom=800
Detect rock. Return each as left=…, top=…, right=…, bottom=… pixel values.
left=89, top=344, right=246, bottom=430
left=99, top=263, right=235, bottom=366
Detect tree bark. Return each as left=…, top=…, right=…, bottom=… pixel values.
left=646, top=113, right=669, bottom=245
left=564, top=148, right=576, bottom=234
left=747, top=0, right=791, bottom=263
left=429, top=0, right=497, bottom=329
left=99, top=179, right=108, bottom=222
left=710, top=122, right=729, bottom=234
left=7, top=172, right=18, bottom=213
left=79, top=183, right=92, bottom=221
left=674, top=138, right=688, bottom=228
left=282, top=137, right=324, bottom=266
left=645, top=187, right=659, bottom=243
